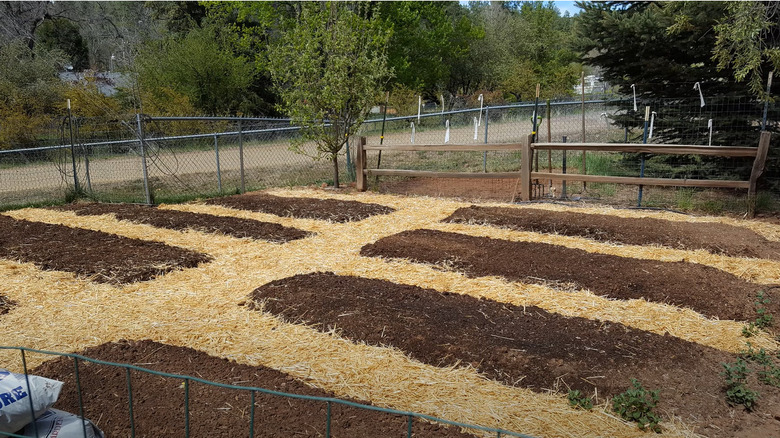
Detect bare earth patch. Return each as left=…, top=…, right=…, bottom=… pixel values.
left=53, top=202, right=311, bottom=242
left=445, top=206, right=780, bottom=260
left=205, top=192, right=395, bottom=222
left=31, top=340, right=474, bottom=438
left=360, top=229, right=779, bottom=322
left=248, top=272, right=780, bottom=438
left=0, top=215, right=211, bottom=285
left=0, top=294, right=14, bottom=315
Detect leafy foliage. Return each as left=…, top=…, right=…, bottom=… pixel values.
left=0, top=41, right=66, bottom=149
left=267, top=2, right=391, bottom=187
left=133, top=25, right=255, bottom=115
left=611, top=379, right=662, bottom=432
left=35, top=18, right=90, bottom=71
left=567, top=389, right=593, bottom=410
left=722, top=358, right=760, bottom=410
left=713, top=1, right=780, bottom=100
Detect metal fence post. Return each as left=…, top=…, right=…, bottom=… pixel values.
left=214, top=134, right=223, bottom=194
left=483, top=106, right=490, bottom=172
left=77, top=119, right=92, bottom=193
left=67, top=104, right=80, bottom=196
left=561, top=136, right=567, bottom=199
left=238, top=120, right=246, bottom=194
left=136, top=114, right=152, bottom=205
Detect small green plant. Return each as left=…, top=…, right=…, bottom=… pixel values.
left=567, top=389, right=593, bottom=410
left=722, top=358, right=759, bottom=410
left=742, top=343, right=780, bottom=387
left=612, top=379, right=662, bottom=432
left=754, top=291, right=773, bottom=329
left=742, top=291, right=773, bottom=337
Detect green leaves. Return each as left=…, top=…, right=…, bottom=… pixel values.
left=266, top=2, right=391, bottom=187
left=611, top=379, right=662, bottom=433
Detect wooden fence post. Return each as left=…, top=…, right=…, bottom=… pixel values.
left=521, top=134, right=533, bottom=201
left=356, top=136, right=367, bottom=191
left=748, top=131, right=771, bottom=217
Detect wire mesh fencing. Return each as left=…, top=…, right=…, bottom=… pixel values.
left=1, top=95, right=777, bottom=212
left=0, top=346, right=534, bottom=438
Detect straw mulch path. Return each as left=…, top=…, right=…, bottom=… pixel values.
left=3, top=188, right=780, bottom=438
left=445, top=206, right=780, bottom=261
left=361, top=229, right=778, bottom=322
left=0, top=214, right=211, bottom=285
left=248, top=271, right=780, bottom=438
left=33, top=339, right=474, bottom=438
left=205, top=192, right=395, bottom=222
left=53, top=202, right=311, bottom=242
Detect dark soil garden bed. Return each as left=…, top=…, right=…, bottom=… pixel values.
left=31, top=340, right=474, bottom=438
left=53, top=203, right=311, bottom=242
left=0, top=215, right=211, bottom=285
left=205, top=192, right=395, bottom=222
left=248, top=272, right=780, bottom=438
left=445, top=206, right=780, bottom=260
left=360, top=229, right=780, bottom=322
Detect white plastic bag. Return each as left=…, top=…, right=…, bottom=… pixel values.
left=0, top=369, right=63, bottom=433
left=21, top=409, right=104, bottom=438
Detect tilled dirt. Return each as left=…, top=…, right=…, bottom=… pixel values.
left=53, top=202, right=311, bottom=242
left=360, top=229, right=780, bottom=322
left=205, top=192, right=395, bottom=222
left=31, top=340, right=475, bottom=438
left=0, top=294, right=13, bottom=315
left=0, top=215, right=211, bottom=285
left=248, top=272, right=780, bottom=438
left=445, top=205, right=780, bottom=260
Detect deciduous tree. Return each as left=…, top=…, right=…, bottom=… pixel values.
left=267, top=2, right=390, bottom=188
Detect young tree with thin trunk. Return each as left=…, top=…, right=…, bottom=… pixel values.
left=267, top=2, right=390, bottom=188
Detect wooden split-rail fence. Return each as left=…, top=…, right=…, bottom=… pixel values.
left=354, top=131, right=771, bottom=216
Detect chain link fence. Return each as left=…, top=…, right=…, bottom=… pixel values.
left=1, top=95, right=777, bottom=212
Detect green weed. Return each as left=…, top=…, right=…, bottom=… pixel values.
left=567, top=390, right=593, bottom=410
left=722, top=358, right=759, bottom=410
left=612, top=379, right=662, bottom=432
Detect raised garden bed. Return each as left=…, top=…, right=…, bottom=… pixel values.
left=0, top=215, right=211, bottom=285
left=247, top=272, right=780, bottom=438
left=360, top=229, right=779, bottom=321
left=54, top=203, right=311, bottom=242
left=445, top=206, right=780, bottom=260
left=32, top=340, right=473, bottom=438
left=205, top=193, right=395, bottom=222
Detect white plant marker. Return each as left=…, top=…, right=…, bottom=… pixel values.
left=649, top=111, right=657, bottom=139
left=708, top=119, right=713, bottom=146
left=477, top=94, right=484, bottom=126
left=410, top=122, right=415, bottom=144
left=473, top=117, right=479, bottom=140
left=444, top=120, right=450, bottom=143
left=67, top=99, right=71, bottom=110
left=417, top=95, right=422, bottom=123
left=631, top=84, right=637, bottom=112
left=694, top=82, right=705, bottom=107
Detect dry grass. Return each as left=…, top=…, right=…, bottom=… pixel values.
left=3, top=188, right=779, bottom=437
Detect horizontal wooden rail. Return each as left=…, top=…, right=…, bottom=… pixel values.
left=531, top=142, right=758, bottom=157
left=365, top=169, right=521, bottom=179
left=530, top=172, right=750, bottom=189
left=363, top=143, right=523, bottom=152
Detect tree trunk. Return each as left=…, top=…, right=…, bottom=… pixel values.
left=332, top=154, right=340, bottom=188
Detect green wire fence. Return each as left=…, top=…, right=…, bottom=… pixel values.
left=0, top=346, right=536, bottom=438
